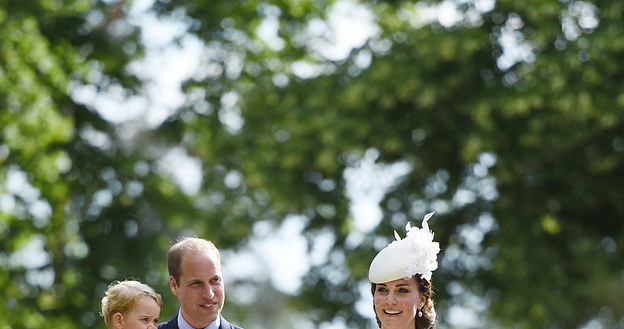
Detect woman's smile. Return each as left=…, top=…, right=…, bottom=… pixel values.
left=373, top=278, right=425, bottom=329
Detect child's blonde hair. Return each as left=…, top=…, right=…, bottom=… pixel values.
left=101, top=280, right=163, bottom=329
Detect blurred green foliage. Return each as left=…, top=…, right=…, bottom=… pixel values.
left=1, top=0, right=623, bottom=328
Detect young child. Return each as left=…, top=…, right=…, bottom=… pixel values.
left=101, top=280, right=163, bottom=329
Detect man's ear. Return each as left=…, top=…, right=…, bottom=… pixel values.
left=113, top=312, right=124, bottom=329
left=170, top=276, right=179, bottom=296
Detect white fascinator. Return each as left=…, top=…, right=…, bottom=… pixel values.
left=368, top=212, right=440, bottom=283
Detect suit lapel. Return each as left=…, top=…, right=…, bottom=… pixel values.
left=172, top=314, right=181, bottom=329
left=219, top=315, right=231, bottom=329
left=157, top=314, right=179, bottom=329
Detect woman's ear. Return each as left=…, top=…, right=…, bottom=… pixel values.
left=419, top=295, right=427, bottom=310
left=113, top=312, right=124, bottom=329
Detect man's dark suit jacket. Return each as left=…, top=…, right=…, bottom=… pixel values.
left=157, top=314, right=244, bottom=329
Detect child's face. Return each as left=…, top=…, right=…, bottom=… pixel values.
left=117, top=296, right=161, bottom=329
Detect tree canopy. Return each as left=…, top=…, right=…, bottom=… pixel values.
left=1, top=0, right=623, bottom=328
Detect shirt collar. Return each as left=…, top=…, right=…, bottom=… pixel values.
left=177, top=309, right=221, bottom=329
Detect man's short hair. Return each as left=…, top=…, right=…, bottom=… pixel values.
left=168, top=237, right=221, bottom=285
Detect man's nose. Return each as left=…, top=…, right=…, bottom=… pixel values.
left=203, top=286, right=215, bottom=299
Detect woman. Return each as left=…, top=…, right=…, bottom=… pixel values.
left=369, top=212, right=439, bottom=329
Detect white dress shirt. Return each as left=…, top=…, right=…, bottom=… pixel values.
left=177, top=309, right=221, bottom=329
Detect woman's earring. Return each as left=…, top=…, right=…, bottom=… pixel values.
left=418, top=309, right=423, bottom=317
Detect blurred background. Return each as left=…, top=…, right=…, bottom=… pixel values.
left=1, top=0, right=623, bottom=328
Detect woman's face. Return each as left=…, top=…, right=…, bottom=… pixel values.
left=373, top=278, right=425, bottom=329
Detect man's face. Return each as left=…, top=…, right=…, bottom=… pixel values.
left=170, top=252, right=225, bottom=328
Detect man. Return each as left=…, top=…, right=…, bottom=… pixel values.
left=158, top=237, right=244, bottom=329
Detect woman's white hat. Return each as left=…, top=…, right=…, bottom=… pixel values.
left=369, top=212, right=440, bottom=283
